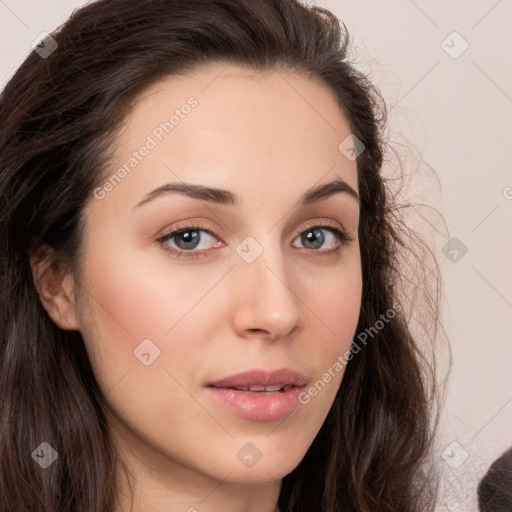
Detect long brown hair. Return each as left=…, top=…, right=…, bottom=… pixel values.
left=0, top=0, right=444, bottom=510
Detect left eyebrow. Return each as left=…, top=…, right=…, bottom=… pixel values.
left=132, top=176, right=359, bottom=210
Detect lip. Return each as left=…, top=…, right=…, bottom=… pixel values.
left=208, top=368, right=307, bottom=389
left=205, top=368, right=306, bottom=422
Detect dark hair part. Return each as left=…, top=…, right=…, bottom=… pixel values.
left=0, top=0, right=443, bottom=510
left=478, top=447, right=512, bottom=512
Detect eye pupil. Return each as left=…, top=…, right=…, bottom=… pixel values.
left=302, top=228, right=325, bottom=249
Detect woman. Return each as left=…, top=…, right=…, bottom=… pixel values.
left=0, top=0, right=442, bottom=510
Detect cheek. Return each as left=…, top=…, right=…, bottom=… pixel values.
left=302, top=255, right=362, bottom=352
left=320, top=272, right=362, bottom=334
left=75, top=247, right=224, bottom=440
left=291, top=254, right=362, bottom=419
left=76, top=242, right=228, bottom=386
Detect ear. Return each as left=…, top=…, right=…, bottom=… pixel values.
left=30, top=245, right=80, bottom=331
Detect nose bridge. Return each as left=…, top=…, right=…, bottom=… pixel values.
left=232, top=232, right=301, bottom=339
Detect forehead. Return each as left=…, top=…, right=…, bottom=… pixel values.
left=129, top=63, right=352, bottom=134
left=96, top=63, right=358, bottom=213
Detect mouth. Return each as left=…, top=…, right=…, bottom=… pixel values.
left=205, top=368, right=307, bottom=421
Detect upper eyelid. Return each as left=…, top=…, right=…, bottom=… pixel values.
left=159, top=219, right=351, bottom=240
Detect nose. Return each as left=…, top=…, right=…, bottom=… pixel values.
left=231, top=243, right=302, bottom=342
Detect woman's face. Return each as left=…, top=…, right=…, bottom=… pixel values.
left=74, top=63, right=362, bottom=485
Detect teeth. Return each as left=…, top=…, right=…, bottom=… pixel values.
left=232, top=385, right=288, bottom=392
left=249, top=385, right=266, bottom=392
left=264, top=385, right=284, bottom=392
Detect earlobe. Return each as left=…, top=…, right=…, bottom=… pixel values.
left=30, top=246, right=80, bottom=331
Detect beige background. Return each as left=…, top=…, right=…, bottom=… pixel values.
left=1, top=1, right=511, bottom=509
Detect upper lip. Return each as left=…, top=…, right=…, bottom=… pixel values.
left=208, top=368, right=307, bottom=389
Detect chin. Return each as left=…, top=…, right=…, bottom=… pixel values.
left=222, top=461, right=301, bottom=485
left=206, top=435, right=309, bottom=484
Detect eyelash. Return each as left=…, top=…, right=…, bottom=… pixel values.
left=155, top=220, right=354, bottom=259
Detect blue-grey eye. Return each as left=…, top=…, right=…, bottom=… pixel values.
left=294, top=227, right=341, bottom=250
left=167, top=229, right=216, bottom=251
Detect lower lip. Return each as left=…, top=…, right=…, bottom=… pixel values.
left=205, top=386, right=304, bottom=421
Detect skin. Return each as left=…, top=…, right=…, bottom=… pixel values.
left=32, top=63, right=362, bottom=512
